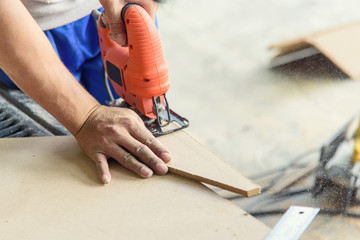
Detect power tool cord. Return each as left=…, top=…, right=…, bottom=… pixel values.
left=227, top=147, right=360, bottom=219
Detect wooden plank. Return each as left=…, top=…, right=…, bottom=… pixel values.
left=0, top=135, right=270, bottom=240
left=160, top=131, right=261, bottom=197
left=309, top=23, right=360, bottom=79
left=270, top=21, right=360, bottom=79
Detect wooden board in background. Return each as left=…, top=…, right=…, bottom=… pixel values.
left=270, top=21, right=360, bottom=79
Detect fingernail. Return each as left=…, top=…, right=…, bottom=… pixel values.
left=103, top=175, right=111, bottom=184
left=141, top=167, right=153, bottom=178
left=161, top=152, right=171, bottom=162
left=156, top=162, right=168, bottom=175
left=114, top=34, right=126, bottom=46
left=102, top=15, right=108, bottom=25
left=108, top=33, right=118, bottom=42
left=108, top=33, right=116, bottom=42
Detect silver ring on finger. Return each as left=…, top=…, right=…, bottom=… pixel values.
left=145, top=138, right=155, bottom=146
left=123, top=153, right=132, bottom=162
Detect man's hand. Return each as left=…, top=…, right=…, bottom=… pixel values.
left=82, top=0, right=165, bottom=183
left=99, top=0, right=159, bottom=46
left=0, top=0, right=169, bottom=184
left=75, top=105, right=171, bottom=184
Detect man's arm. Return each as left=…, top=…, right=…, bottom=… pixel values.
left=0, top=0, right=170, bottom=183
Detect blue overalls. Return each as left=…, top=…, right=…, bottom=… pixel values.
left=0, top=11, right=158, bottom=105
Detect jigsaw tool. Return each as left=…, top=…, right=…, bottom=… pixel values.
left=92, top=4, right=188, bottom=136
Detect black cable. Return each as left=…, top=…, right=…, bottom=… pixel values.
left=273, top=188, right=313, bottom=198
left=235, top=118, right=360, bottom=221
left=227, top=148, right=319, bottom=201
left=238, top=187, right=313, bottom=211
left=245, top=148, right=319, bottom=195
left=249, top=148, right=319, bottom=180
left=103, top=69, right=115, bottom=102
left=91, top=9, right=115, bottom=103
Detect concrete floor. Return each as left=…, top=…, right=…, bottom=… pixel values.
left=158, top=0, right=360, bottom=238
left=159, top=0, right=360, bottom=175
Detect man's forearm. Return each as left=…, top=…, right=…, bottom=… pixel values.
left=0, top=0, right=171, bottom=183
left=0, top=0, right=99, bottom=135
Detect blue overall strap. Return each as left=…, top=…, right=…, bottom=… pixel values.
left=0, top=12, right=159, bottom=106
left=44, top=12, right=117, bottom=105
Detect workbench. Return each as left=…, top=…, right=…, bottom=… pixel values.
left=0, top=134, right=270, bottom=239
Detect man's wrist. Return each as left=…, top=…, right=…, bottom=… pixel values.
left=74, top=104, right=101, bottom=136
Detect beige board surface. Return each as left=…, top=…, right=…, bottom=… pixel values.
left=270, top=22, right=360, bottom=79
left=0, top=135, right=270, bottom=240
left=160, top=130, right=261, bottom=197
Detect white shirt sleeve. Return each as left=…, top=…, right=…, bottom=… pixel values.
left=21, top=0, right=102, bottom=30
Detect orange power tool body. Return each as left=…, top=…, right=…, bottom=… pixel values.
left=95, top=4, right=188, bottom=136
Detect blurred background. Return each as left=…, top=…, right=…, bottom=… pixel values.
left=2, top=1, right=360, bottom=238
left=157, top=0, right=360, bottom=238
left=159, top=0, right=360, bottom=176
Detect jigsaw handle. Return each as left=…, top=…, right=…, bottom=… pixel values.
left=97, top=4, right=170, bottom=118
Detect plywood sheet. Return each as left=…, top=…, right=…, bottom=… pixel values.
left=159, top=131, right=260, bottom=197
left=309, top=23, right=360, bottom=79
left=0, top=136, right=270, bottom=240
left=270, top=22, right=360, bottom=79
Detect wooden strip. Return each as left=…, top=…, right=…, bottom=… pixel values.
left=0, top=136, right=270, bottom=240
left=269, top=38, right=312, bottom=57
left=159, top=130, right=261, bottom=197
